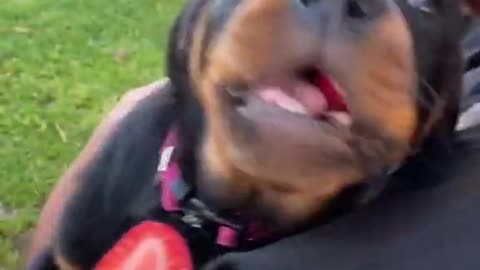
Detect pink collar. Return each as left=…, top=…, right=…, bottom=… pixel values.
left=157, top=126, right=272, bottom=248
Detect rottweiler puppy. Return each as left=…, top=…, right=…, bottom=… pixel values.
left=29, top=0, right=480, bottom=269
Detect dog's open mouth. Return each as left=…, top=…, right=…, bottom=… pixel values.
left=229, top=67, right=352, bottom=129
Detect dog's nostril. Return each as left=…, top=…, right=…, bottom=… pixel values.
left=346, top=0, right=368, bottom=19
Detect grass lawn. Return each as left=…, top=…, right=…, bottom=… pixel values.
left=0, top=0, right=185, bottom=267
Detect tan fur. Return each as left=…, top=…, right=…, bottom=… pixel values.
left=342, top=12, right=417, bottom=162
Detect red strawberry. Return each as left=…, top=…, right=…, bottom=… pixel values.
left=94, top=221, right=193, bottom=270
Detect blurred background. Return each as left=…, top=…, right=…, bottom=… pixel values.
left=0, top=0, right=185, bottom=267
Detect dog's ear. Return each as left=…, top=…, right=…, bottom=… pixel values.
left=463, top=0, right=480, bottom=16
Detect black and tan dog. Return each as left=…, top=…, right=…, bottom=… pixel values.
left=29, top=0, right=480, bottom=269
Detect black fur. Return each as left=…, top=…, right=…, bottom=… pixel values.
left=167, top=0, right=207, bottom=192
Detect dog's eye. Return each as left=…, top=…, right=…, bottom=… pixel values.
left=407, top=0, right=438, bottom=14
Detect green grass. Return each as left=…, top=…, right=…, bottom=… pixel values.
left=0, top=0, right=185, bottom=267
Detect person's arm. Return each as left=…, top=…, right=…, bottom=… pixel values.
left=27, top=79, right=169, bottom=263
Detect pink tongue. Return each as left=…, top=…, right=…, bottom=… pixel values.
left=258, top=83, right=328, bottom=117
left=293, top=83, right=328, bottom=117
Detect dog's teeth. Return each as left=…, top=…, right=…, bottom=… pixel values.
left=275, top=99, right=308, bottom=115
